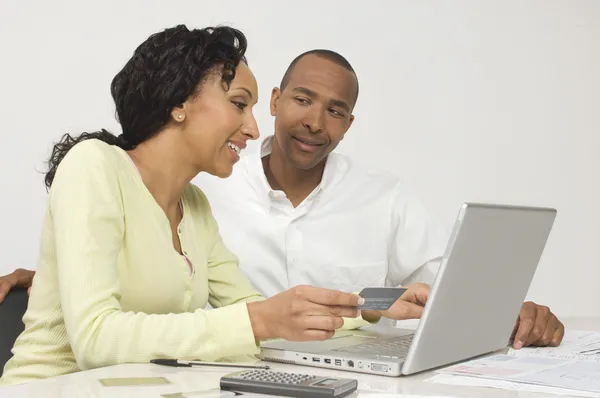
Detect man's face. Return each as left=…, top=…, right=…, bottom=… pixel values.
left=270, top=55, right=356, bottom=169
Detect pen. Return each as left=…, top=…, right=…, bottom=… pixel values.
left=150, top=359, right=270, bottom=370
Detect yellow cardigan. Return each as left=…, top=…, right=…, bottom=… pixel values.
left=0, top=139, right=269, bottom=386
left=0, top=139, right=370, bottom=386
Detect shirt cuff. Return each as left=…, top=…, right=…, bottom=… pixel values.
left=341, top=311, right=381, bottom=330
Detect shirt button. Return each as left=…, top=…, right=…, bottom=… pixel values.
left=178, top=228, right=182, bottom=234
left=269, top=191, right=286, bottom=199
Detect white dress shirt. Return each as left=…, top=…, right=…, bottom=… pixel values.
left=195, top=136, right=449, bottom=299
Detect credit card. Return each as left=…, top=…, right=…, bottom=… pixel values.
left=357, top=287, right=407, bottom=310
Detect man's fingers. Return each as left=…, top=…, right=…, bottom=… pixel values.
left=535, top=317, right=564, bottom=347
left=404, top=283, right=431, bottom=306
left=0, top=272, right=17, bottom=287
left=526, top=307, right=550, bottom=346
left=384, top=301, right=424, bottom=320
left=0, top=282, right=10, bottom=304
left=13, top=269, right=34, bottom=287
left=534, top=316, right=556, bottom=346
left=513, top=302, right=537, bottom=348
left=401, top=302, right=424, bottom=319
left=535, top=329, right=554, bottom=347
left=550, top=322, right=565, bottom=347
left=519, top=301, right=537, bottom=320
left=513, top=319, right=534, bottom=349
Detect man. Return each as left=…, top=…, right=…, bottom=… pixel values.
left=1, top=50, right=563, bottom=349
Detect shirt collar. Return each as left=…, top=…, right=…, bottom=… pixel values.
left=248, top=135, right=348, bottom=209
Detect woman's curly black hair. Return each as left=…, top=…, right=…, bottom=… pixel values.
left=44, top=24, right=248, bottom=190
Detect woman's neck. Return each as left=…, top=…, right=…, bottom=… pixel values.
left=127, top=132, right=197, bottom=213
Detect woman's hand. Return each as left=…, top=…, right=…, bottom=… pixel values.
left=247, top=285, right=363, bottom=342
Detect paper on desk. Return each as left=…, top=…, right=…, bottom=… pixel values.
left=558, top=330, right=600, bottom=347
left=438, top=354, right=566, bottom=378
left=438, top=354, right=600, bottom=394
left=509, top=347, right=600, bottom=362
left=520, top=361, right=600, bottom=394
left=564, top=330, right=600, bottom=350
left=426, top=373, right=599, bottom=397
left=508, top=329, right=600, bottom=361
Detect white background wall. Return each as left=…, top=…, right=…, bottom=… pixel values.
left=1, top=0, right=598, bottom=317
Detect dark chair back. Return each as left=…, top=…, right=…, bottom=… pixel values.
left=0, top=288, right=28, bottom=376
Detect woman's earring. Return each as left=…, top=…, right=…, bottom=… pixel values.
left=177, top=114, right=183, bottom=120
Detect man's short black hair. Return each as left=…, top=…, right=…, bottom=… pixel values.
left=279, top=49, right=359, bottom=106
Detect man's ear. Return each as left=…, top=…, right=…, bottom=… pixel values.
left=348, top=114, right=355, bottom=129
left=270, top=87, right=281, bottom=116
left=341, top=114, right=355, bottom=140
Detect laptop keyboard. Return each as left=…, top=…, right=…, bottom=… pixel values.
left=332, top=334, right=414, bottom=359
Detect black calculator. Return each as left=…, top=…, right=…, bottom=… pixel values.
left=220, top=369, right=358, bottom=397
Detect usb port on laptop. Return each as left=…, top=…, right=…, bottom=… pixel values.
left=324, top=359, right=331, bottom=364
left=312, top=357, right=320, bottom=362
left=335, top=359, right=342, bottom=366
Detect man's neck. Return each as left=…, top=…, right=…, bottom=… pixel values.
left=263, top=144, right=325, bottom=208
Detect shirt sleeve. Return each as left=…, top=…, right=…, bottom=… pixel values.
left=50, top=141, right=260, bottom=371
left=402, top=258, right=442, bottom=286
left=344, top=185, right=448, bottom=330
left=341, top=314, right=379, bottom=330
left=193, top=188, right=266, bottom=308
left=386, top=182, right=449, bottom=287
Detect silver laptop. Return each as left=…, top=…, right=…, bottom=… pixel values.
left=259, top=203, right=557, bottom=376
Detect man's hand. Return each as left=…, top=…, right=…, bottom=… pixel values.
left=0, top=268, right=35, bottom=304
left=511, top=301, right=564, bottom=349
left=362, top=283, right=430, bottom=323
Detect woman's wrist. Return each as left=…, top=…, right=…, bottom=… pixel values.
left=247, top=301, right=270, bottom=342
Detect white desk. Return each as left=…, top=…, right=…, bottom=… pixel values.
left=1, top=317, right=597, bottom=398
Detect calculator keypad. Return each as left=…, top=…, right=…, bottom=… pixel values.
left=237, top=370, right=318, bottom=385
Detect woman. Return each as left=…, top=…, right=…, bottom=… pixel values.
left=0, top=24, right=425, bottom=386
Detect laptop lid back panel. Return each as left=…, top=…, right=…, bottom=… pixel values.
left=402, top=203, right=557, bottom=374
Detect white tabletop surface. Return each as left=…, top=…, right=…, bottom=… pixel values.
left=1, top=317, right=598, bottom=398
